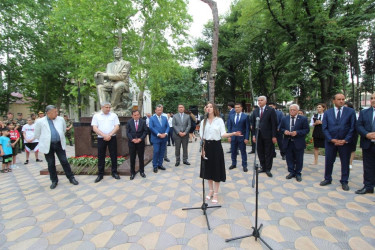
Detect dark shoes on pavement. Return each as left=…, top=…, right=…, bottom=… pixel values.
left=342, top=183, right=349, bottom=191
left=50, top=182, right=58, bottom=189
left=265, top=171, right=273, bottom=177
left=296, top=176, right=302, bottom=182
left=158, top=166, right=166, bottom=170
left=36, top=159, right=43, bottom=162
left=183, top=161, right=191, bottom=165
left=175, top=162, right=180, bottom=167
left=130, top=174, right=135, bottom=180
left=282, top=156, right=286, bottom=160
left=319, top=180, right=332, bottom=186
left=111, top=173, right=120, bottom=179
left=286, top=173, right=295, bottom=179
left=69, top=177, right=79, bottom=185
left=355, top=187, right=374, bottom=194
left=95, top=175, right=103, bottom=183
left=229, top=165, right=236, bottom=170
left=243, top=167, right=248, bottom=172
left=164, top=158, right=170, bottom=162
left=140, top=172, right=146, bottom=178
left=153, top=168, right=158, bottom=173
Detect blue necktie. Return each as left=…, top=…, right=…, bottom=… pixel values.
left=158, top=116, right=162, bottom=126
left=336, top=108, right=341, bottom=122
left=235, top=113, right=239, bottom=124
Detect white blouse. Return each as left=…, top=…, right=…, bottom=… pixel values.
left=199, top=117, right=226, bottom=140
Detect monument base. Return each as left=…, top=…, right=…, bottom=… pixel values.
left=40, top=145, right=153, bottom=176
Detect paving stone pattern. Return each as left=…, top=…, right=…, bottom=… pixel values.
left=0, top=142, right=374, bottom=250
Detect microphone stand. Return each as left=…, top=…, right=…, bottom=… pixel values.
left=182, top=140, right=221, bottom=230
left=226, top=117, right=272, bottom=249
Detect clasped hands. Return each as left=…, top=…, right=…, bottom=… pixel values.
left=157, top=133, right=167, bottom=139
left=284, top=130, right=297, bottom=137
left=366, top=132, right=375, bottom=140
left=331, top=139, right=346, bottom=146
left=103, top=134, right=112, bottom=141
left=178, top=132, right=186, bottom=137
left=131, top=138, right=142, bottom=144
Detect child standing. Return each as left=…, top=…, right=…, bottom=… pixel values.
left=0, top=128, right=13, bottom=172
left=8, top=123, right=20, bottom=168
left=22, top=118, right=43, bottom=164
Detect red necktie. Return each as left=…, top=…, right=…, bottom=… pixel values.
left=135, top=120, right=138, bottom=131
left=260, top=108, right=263, bottom=119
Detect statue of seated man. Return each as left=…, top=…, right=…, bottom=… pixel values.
left=94, top=47, right=131, bottom=111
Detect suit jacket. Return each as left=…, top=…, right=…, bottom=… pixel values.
left=34, top=116, right=67, bottom=154
left=227, top=112, right=250, bottom=140
left=172, top=113, right=191, bottom=135
left=251, top=106, right=277, bottom=139
left=356, top=107, right=374, bottom=150
left=322, top=107, right=356, bottom=143
left=149, top=115, right=169, bottom=143
left=275, top=109, right=284, bottom=130
left=126, top=118, right=148, bottom=144
left=280, top=115, right=310, bottom=150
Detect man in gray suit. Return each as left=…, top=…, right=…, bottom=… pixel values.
left=172, top=104, right=191, bottom=166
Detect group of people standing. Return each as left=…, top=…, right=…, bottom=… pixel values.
left=224, top=93, right=374, bottom=195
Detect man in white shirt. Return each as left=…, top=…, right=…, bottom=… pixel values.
left=92, top=102, right=120, bottom=183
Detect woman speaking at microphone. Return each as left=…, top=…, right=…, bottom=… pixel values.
left=200, top=102, right=241, bottom=204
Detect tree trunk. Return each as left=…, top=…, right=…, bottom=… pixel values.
left=201, top=0, right=219, bottom=103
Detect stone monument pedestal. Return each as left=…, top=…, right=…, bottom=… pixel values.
left=40, top=116, right=153, bottom=176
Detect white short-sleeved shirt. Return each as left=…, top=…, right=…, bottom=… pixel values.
left=22, top=123, right=39, bottom=143
left=199, top=117, right=226, bottom=140
left=91, top=111, right=120, bottom=138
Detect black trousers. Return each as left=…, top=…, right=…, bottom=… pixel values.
left=44, top=141, right=74, bottom=182
left=129, top=141, right=145, bottom=174
left=285, top=141, right=304, bottom=176
left=257, top=132, right=274, bottom=172
left=363, top=144, right=375, bottom=189
left=97, top=136, right=118, bottom=176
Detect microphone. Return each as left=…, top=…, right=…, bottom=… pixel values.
left=255, top=117, right=260, bottom=129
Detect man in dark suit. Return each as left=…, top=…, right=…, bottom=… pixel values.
left=149, top=104, right=169, bottom=173
left=280, top=104, right=309, bottom=182
left=251, top=96, right=277, bottom=177
left=355, top=93, right=375, bottom=194
left=226, top=102, right=236, bottom=153
left=172, top=104, right=191, bottom=166
left=320, top=93, right=356, bottom=191
left=269, top=102, right=285, bottom=160
left=227, top=103, right=250, bottom=172
left=126, top=110, right=148, bottom=180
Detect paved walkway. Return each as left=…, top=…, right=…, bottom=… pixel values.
left=0, top=142, right=374, bottom=250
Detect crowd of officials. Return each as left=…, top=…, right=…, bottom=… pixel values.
left=1, top=93, right=374, bottom=197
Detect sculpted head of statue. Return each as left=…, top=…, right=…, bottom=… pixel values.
left=113, top=47, right=122, bottom=60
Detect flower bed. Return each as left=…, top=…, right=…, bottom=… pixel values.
left=68, top=155, right=128, bottom=175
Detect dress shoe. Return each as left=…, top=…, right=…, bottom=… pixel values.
left=111, top=173, right=120, bottom=179
left=95, top=175, right=103, bottom=183
left=248, top=151, right=255, bottom=154
left=167, top=144, right=171, bottom=146
left=296, top=175, right=302, bottom=182
left=69, top=177, right=79, bottom=185
left=355, top=187, right=374, bottom=194
left=258, top=168, right=266, bottom=173
left=229, top=165, right=236, bottom=170
left=164, top=158, right=170, bottom=162
left=226, top=150, right=231, bottom=153
left=266, top=171, right=273, bottom=177
left=153, top=168, right=158, bottom=173
left=140, top=172, right=146, bottom=178
left=282, top=156, right=286, bottom=160
left=342, top=183, right=349, bottom=191
left=319, top=180, right=332, bottom=186
left=175, top=162, right=180, bottom=167
left=243, top=167, right=248, bottom=172
left=50, top=182, right=58, bottom=189
left=130, top=174, right=135, bottom=180
left=183, top=161, right=191, bottom=165
left=286, top=173, right=295, bottom=179
left=158, top=166, right=166, bottom=170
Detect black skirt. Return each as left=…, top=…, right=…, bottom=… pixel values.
left=200, top=140, right=226, bottom=182
left=313, top=138, right=325, bottom=148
